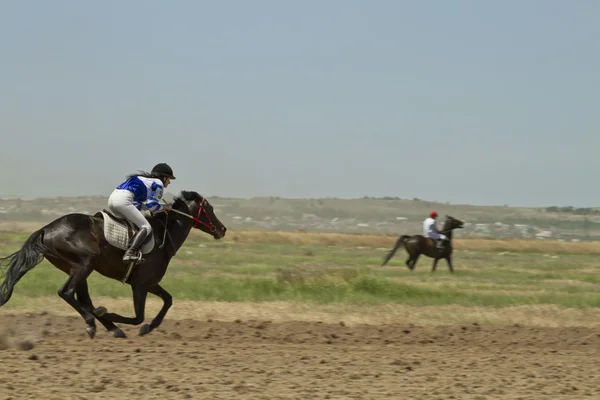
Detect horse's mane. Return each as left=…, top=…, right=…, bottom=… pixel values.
left=169, top=191, right=203, bottom=209
left=147, top=191, right=203, bottom=222
left=442, top=215, right=464, bottom=231
left=179, top=190, right=203, bottom=202
left=442, top=216, right=453, bottom=229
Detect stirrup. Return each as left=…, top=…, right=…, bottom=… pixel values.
left=122, top=250, right=144, bottom=264
left=121, top=251, right=144, bottom=284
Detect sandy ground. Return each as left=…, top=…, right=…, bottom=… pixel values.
left=1, top=302, right=599, bottom=400
left=4, top=297, right=600, bottom=328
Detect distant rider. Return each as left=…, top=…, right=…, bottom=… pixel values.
left=107, top=163, right=176, bottom=263
left=423, top=211, right=447, bottom=250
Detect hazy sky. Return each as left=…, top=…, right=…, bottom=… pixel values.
left=1, top=1, right=599, bottom=207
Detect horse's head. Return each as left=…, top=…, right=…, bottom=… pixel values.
left=173, top=191, right=227, bottom=239
left=444, top=215, right=465, bottom=231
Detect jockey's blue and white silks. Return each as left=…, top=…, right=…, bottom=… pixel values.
left=115, top=176, right=165, bottom=213
left=107, top=175, right=166, bottom=239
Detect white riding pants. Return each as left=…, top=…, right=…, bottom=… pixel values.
left=428, top=232, right=447, bottom=241
left=107, top=189, right=152, bottom=234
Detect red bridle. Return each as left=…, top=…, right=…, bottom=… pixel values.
left=154, top=198, right=216, bottom=233
left=192, top=199, right=216, bottom=232
left=154, top=198, right=217, bottom=252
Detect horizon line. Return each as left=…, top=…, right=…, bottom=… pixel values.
left=1, top=192, right=594, bottom=210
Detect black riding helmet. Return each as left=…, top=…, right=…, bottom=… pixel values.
left=151, top=163, right=176, bottom=180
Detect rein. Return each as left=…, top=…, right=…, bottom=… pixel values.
left=167, top=199, right=217, bottom=232
left=157, top=213, right=175, bottom=251
left=155, top=198, right=216, bottom=251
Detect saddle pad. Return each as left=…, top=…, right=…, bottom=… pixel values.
left=99, top=211, right=155, bottom=254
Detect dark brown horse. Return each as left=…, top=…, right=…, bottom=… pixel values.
left=381, top=215, right=464, bottom=272
left=0, top=190, right=226, bottom=339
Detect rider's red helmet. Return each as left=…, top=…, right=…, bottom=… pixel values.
left=430, top=211, right=438, bottom=218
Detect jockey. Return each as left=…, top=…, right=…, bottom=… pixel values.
left=107, top=163, right=176, bottom=263
left=423, top=211, right=447, bottom=249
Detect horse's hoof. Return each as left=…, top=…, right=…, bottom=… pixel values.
left=112, top=328, right=127, bottom=339
left=93, top=306, right=107, bottom=317
left=139, top=324, right=152, bottom=336
left=86, top=326, right=96, bottom=339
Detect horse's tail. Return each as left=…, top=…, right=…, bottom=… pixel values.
left=381, top=235, right=410, bottom=266
left=0, top=229, right=47, bottom=307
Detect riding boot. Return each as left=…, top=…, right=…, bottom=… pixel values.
left=436, top=239, right=445, bottom=250
left=123, top=229, right=149, bottom=263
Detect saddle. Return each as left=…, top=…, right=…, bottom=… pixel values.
left=94, top=210, right=155, bottom=255
left=427, top=237, right=448, bottom=251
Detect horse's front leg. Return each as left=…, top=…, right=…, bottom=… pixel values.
left=139, top=284, right=172, bottom=336
left=102, top=283, right=148, bottom=326
left=446, top=254, right=454, bottom=273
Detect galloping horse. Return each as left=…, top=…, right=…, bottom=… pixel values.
left=381, top=215, right=464, bottom=272
left=0, top=190, right=226, bottom=338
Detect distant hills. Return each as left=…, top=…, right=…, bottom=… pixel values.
left=0, top=194, right=598, bottom=240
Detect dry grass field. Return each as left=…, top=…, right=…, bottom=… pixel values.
left=3, top=220, right=600, bottom=253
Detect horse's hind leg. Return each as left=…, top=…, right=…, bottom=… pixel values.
left=407, top=255, right=419, bottom=271
left=76, top=281, right=126, bottom=338
left=139, top=284, right=172, bottom=336
left=57, top=264, right=97, bottom=338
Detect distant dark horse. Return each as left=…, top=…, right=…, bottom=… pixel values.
left=0, top=190, right=226, bottom=338
left=381, top=215, right=464, bottom=272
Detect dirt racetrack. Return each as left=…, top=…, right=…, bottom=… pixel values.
left=1, top=312, right=599, bottom=400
